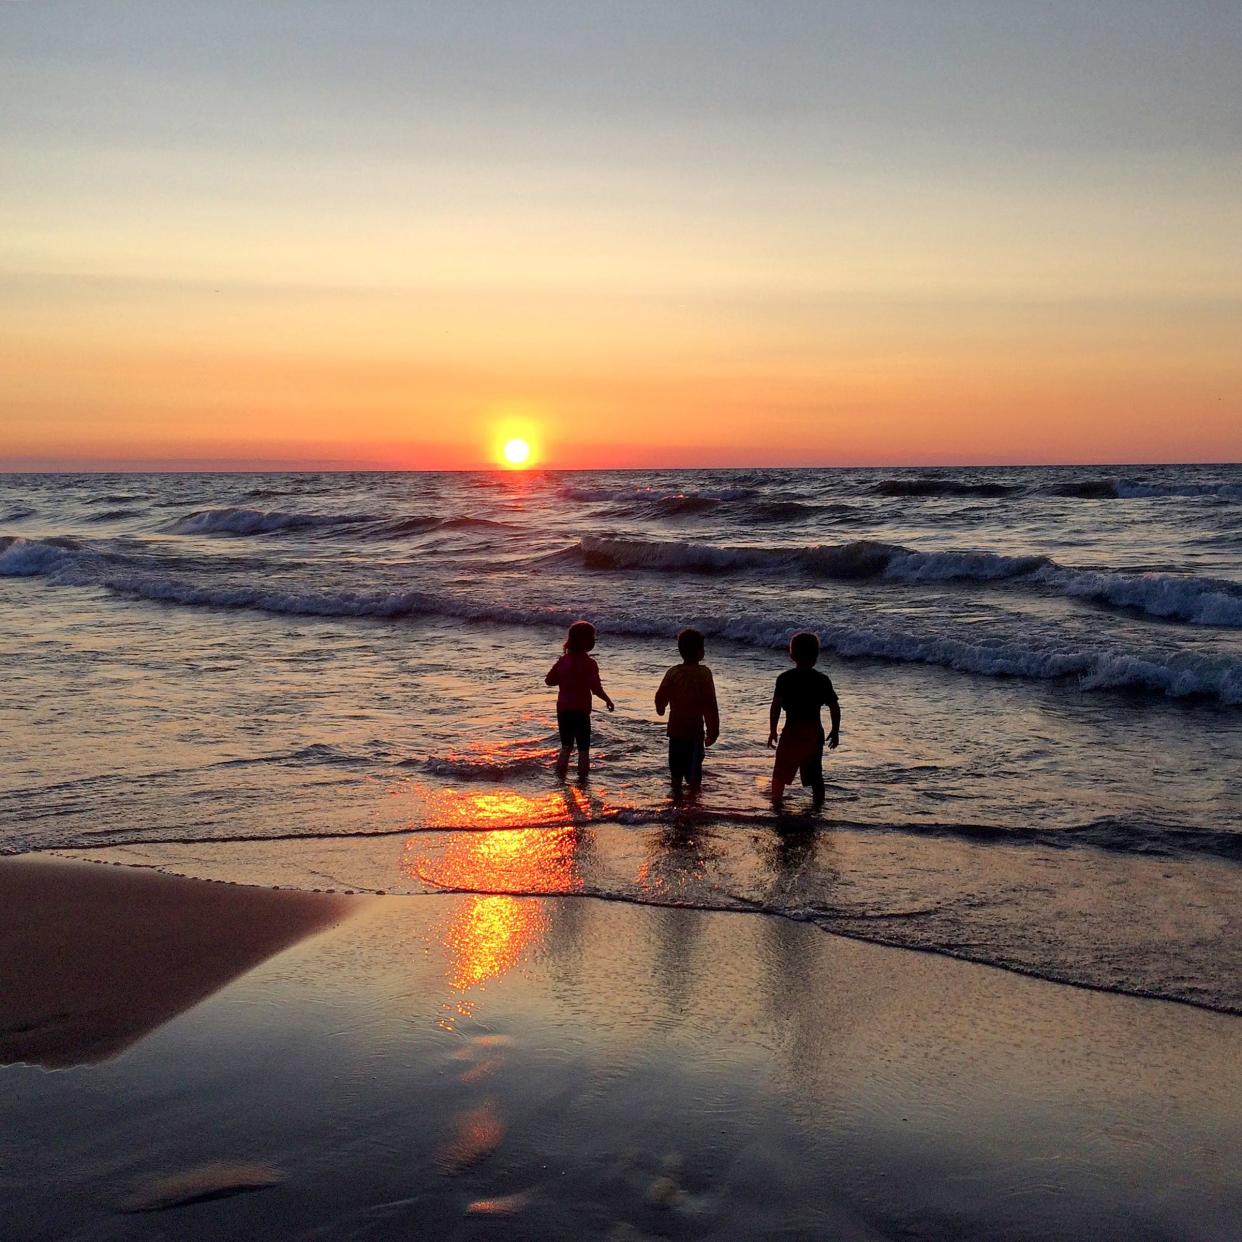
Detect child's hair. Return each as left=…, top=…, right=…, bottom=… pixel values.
left=789, top=631, right=820, bottom=665
left=564, top=620, right=597, bottom=654
left=677, top=627, right=705, bottom=661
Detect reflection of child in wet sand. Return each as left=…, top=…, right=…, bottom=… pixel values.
left=767, top=631, right=840, bottom=804
left=655, top=627, right=720, bottom=797
left=545, top=620, right=615, bottom=779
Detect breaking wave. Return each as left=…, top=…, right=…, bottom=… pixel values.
left=4, top=534, right=1240, bottom=704
left=576, top=536, right=1242, bottom=625
left=869, top=478, right=1021, bottom=498
left=1048, top=478, right=1242, bottom=501
left=865, top=476, right=1242, bottom=502
left=158, top=507, right=511, bottom=538
left=160, top=507, right=370, bottom=535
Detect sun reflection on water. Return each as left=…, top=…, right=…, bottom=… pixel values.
left=407, top=785, right=587, bottom=1008
left=403, top=779, right=603, bottom=831
left=443, top=895, right=548, bottom=991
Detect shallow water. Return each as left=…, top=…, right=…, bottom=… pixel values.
left=2, top=467, right=1240, bottom=1010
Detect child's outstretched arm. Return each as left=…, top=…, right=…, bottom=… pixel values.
left=654, top=670, right=671, bottom=716
left=591, top=662, right=615, bottom=712
left=767, top=692, right=782, bottom=748
left=545, top=660, right=562, bottom=687
left=704, top=669, right=720, bottom=746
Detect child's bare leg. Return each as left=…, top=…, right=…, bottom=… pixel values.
left=809, top=779, right=825, bottom=805
left=771, top=777, right=786, bottom=802
left=576, top=745, right=590, bottom=780
left=556, top=746, right=572, bottom=778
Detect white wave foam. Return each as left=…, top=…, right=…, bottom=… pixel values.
left=582, top=535, right=1047, bottom=582
left=0, top=536, right=80, bottom=577
left=6, top=534, right=1241, bottom=703
left=1042, top=566, right=1242, bottom=626
left=579, top=536, right=1242, bottom=625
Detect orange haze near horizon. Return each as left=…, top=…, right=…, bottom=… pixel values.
left=2, top=4, right=1239, bottom=470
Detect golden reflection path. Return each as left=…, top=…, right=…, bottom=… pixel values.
left=403, top=785, right=588, bottom=1003
left=400, top=778, right=602, bottom=831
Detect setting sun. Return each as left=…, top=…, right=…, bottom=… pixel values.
left=501, top=438, right=532, bottom=468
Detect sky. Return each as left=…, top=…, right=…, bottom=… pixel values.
left=2, top=1, right=1239, bottom=469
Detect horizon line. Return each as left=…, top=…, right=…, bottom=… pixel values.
left=1, top=459, right=1240, bottom=475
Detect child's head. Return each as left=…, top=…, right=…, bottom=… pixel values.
left=565, top=620, right=597, bottom=654
left=676, top=627, right=706, bottom=663
left=788, top=630, right=820, bottom=667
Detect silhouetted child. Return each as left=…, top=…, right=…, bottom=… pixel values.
left=767, top=631, right=840, bottom=804
left=545, top=620, right=614, bottom=779
left=654, top=627, right=720, bottom=796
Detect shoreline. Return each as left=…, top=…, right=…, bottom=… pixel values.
left=19, top=837, right=1242, bottom=1020
left=2, top=851, right=1238, bottom=1239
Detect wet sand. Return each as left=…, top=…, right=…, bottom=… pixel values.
left=1, top=854, right=1239, bottom=1240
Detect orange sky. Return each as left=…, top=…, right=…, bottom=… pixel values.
left=3, top=3, right=1239, bottom=469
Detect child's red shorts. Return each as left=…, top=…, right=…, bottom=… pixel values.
left=772, top=721, right=825, bottom=787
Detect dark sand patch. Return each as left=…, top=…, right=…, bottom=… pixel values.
left=0, top=855, right=356, bottom=1068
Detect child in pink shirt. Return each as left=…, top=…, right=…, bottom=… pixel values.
left=545, top=620, right=615, bottom=778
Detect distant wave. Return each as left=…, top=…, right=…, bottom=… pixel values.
left=159, top=507, right=511, bottom=538
left=82, top=492, right=148, bottom=506
left=576, top=536, right=1242, bottom=626
left=863, top=476, right=1242, bottom=502
left=0, top=507, right=35, bottom=523
left=559, top=483, right=758, bottom=505
left=5, top=535, right=1240, bottom=703
left=560, top=483, right=864, bottom=526
left=83, top=507, right=145, bottom=523
left=610, top=494, right=859, bottom=524
left=869, top=478, right=1021, bottom=498
left=160, top=507, right=368, bottom=535
left=375, top=514, right=512, bottom=538
left=1047, top=478, right=1242, bottom=501
left=1115, top=480, right=1242, bottom=500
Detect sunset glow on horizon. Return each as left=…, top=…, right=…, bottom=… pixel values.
left=2, top=3, right=1239, bottom=470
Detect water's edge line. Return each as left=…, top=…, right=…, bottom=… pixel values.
left=24, top=848, right=1242, bottom=1021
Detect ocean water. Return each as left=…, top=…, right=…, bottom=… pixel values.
left=2, top=466, right=1240, bottom=1012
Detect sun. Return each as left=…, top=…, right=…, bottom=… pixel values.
left=501, top=438, right=532, bottom=468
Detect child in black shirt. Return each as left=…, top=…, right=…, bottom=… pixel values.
left=767, top=631, right=841, bottom=804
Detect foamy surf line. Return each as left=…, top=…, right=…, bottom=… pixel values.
left=11, top=810, right=1240, bottom=865
left=577, top=536, right=1242, bottom=626
left=3, top=534, right=1241, bottom=703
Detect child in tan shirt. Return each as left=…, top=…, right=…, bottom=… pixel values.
left=654, top=628, right=720, bottom=795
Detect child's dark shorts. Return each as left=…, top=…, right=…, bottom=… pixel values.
left=557, top=709, right=592, bottom=751
left=667, top=736, right=705, bottom=785
left=772, top=721, right=825, bottom=787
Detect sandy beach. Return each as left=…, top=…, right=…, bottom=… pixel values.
left=2, top=851, right=1238, bottom=1241
left=0, top=856, right=355, bottom=1069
